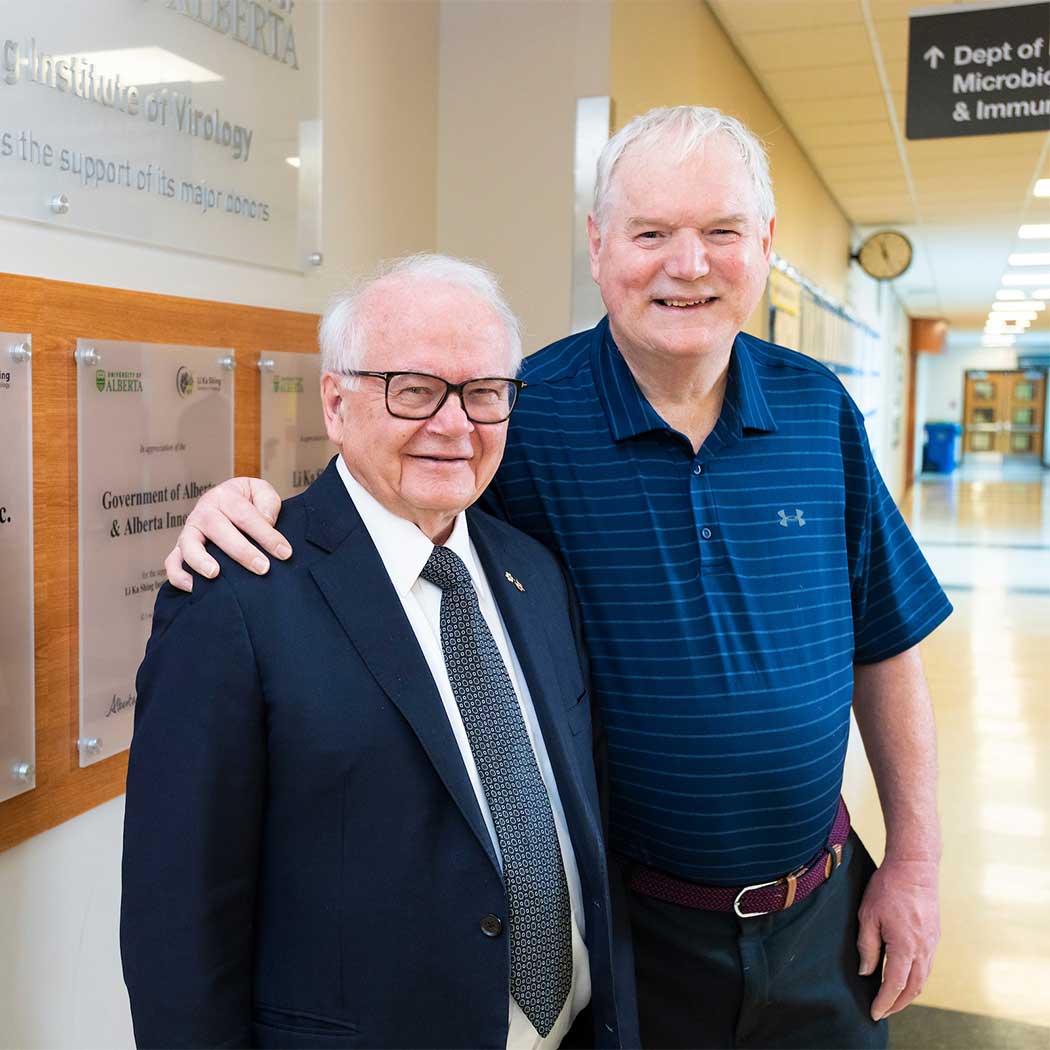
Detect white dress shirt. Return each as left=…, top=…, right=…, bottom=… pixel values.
left=336, top=456, right=591, bottom=1050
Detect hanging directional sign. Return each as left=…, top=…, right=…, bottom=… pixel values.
left=907, top=2, right=1050, bottom=139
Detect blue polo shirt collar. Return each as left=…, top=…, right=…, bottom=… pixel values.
left=591, top=317, right=778, bottom=443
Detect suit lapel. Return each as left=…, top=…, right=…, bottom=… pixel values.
left=304, top=464, right=500, bottom=875
left=469, top=514, right=603, bottom=849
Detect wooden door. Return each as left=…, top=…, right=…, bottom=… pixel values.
left=962, top=369, right=1046, bottom=457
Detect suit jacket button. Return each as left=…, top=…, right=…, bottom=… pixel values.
left=480, top=914, right=503, bottom=937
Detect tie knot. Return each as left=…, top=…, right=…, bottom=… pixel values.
left=420, top=545, right=474, bottom=592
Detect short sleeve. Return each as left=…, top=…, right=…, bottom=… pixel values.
left=844, top=407, right=953, bottom=664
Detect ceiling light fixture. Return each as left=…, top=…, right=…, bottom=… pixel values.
left=1008, top=252, right=1050, bottom=266
left=1019, top=224, right=1050, bottom=239
left=996, top=289, right=1025, bottom=299
left=1034, top=179, right=1050, bottom=197
left=285, top=157, right=301, bottom=168
left=992, top=300, right=1044, bottom=311
left=1002, top=272, right=1050, bottom=285
left=988, top=311, right=1037, bottom=321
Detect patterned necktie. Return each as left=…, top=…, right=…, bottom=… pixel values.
left=420, top=545, right=572, bottom=1037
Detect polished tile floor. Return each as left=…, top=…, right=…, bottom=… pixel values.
left=842, top=456, right=1050, bottom=1034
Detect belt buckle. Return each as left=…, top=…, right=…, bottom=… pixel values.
left=733, top=863, right=808, bottom=918
left=733, top=877, right=781, bottom=918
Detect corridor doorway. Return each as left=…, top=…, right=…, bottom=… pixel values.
left=961, top=369, right=1046, bottom=460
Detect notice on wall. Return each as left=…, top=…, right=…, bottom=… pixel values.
left=259, top=350, right=334, bottom=498
left=76, top=339, right=233, bottom=767
left=907, top=2, right=1050, bottom=139
left=0, top=0, right=320, bottom=270
left=0, top=334, right=35, bottom=802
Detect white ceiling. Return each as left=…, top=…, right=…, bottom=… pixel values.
left=707, top=0, right=1050, bottom=346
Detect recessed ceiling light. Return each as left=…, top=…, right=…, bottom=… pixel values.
left=989, top=311, right=1037, bottom=321
left=1019, top=224, right=1050, bottom=239
left=1002, top=272, right=1050, bottom=285
left=1034, top=179, right=1050, bottom=197
left=1034, top=288, right=1050, bottom=298
left=996, top=289, right=1025, bottom=299
left=986, top=315, right=1029, bottom=325
left=285, top=156, right=301, bottom=168
left=992, top=300, right=1044, bottom=311
left=1008, top=252, right=1050, bottom=266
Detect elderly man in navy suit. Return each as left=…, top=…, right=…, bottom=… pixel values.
left=120, top=254, right=631, bottom=1050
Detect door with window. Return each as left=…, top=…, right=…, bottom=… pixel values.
left=962, top=369, right=1046, bottom=457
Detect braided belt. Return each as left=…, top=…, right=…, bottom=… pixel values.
left=628, top=796, right=850, bottom=918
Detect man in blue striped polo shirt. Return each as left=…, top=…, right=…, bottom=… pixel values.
left=168, top=107, right=951, bottom=1049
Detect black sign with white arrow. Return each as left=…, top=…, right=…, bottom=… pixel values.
left=907, top=1, right=1050, bottom=139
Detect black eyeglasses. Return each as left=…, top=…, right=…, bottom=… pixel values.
left=341, top=370, right=526, bottom=424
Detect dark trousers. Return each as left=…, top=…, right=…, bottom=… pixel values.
left=627, top=832, right=889, bottom=1050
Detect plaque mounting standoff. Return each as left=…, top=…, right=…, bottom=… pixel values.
left=8, top=342, right=31, bottom=363
left=74, top=345, right=101, bottom=366
left=49, top=193, right=70, bottom=215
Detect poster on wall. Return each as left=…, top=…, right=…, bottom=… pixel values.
left=0, top=333, right=35, bottom=802
left=76, top=338, right=233, bottom=767
left=259, top=350, right=334, bottom=498
left=0, top=0, right=320, bottom=270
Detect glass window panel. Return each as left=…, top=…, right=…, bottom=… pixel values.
left=1011, top=433, right=1032, bottom=452
left=974, top=381, right=995, bottom=400
left=973, top=407, right=995, bottom=424
left=1014, top=382, right=1034, bottom=401
left=1013, top=409, right=1034, bottom=426
left=970, top=432, right=992, bottom=450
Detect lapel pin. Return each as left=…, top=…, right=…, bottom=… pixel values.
left=504, top=571, right=525, bottom=593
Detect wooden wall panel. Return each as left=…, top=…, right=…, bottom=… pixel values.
left=0, top=273, right=318, bottom=852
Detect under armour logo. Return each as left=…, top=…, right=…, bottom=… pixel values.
left=777, top=509, right=806, bottom=527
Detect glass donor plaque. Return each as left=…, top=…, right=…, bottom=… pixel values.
left=76, top=339, right=233, bottom=767
left=259, top=351, right=334, bottom=498
left=0, top=1, right=320, bottom=271
left=0, top=333, right=36, bottom=801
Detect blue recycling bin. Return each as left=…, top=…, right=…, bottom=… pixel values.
left=922, top=422, right=962, bottom=474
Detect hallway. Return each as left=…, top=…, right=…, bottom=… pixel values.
left=844, top=459, right=1050, bottom=1047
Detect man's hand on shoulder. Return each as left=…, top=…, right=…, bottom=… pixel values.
left=857, top=855, right=940, bottom=1021
left=164, top=477, right=290, bottom=592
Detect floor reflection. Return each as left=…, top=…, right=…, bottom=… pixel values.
left=844, top=456, right=1050, bottom=1030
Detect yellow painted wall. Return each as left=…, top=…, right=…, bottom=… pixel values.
left=609, top=0, right=852, bottom=333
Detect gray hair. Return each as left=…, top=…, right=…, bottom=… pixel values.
left=318, top=253, right=523, bottom=380
left=593, top=105, right=775, bottom=229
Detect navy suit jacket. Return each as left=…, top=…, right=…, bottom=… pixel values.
left=121, top=458, right=633, bottom=1049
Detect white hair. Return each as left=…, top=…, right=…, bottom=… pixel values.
left=318, top=253, right=523, bottom=380
left=593, top=105, right=775, bottom=229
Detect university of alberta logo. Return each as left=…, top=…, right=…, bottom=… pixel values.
left=95, top=369, right=105, bottom=392
left=777, top=508, right=806, bottom=527
left=176, top=366, right=195, bottom=398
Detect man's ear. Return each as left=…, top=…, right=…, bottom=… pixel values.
left=320, top=373, right=346, bottom=445
left=587, top=213, right=602, bottom=284
left=761, top=215, right=776, bottom=262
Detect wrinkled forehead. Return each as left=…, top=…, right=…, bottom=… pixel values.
left=359, top=277, right=511, bottom=374
left=606, top=130, right=760, bottom=216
